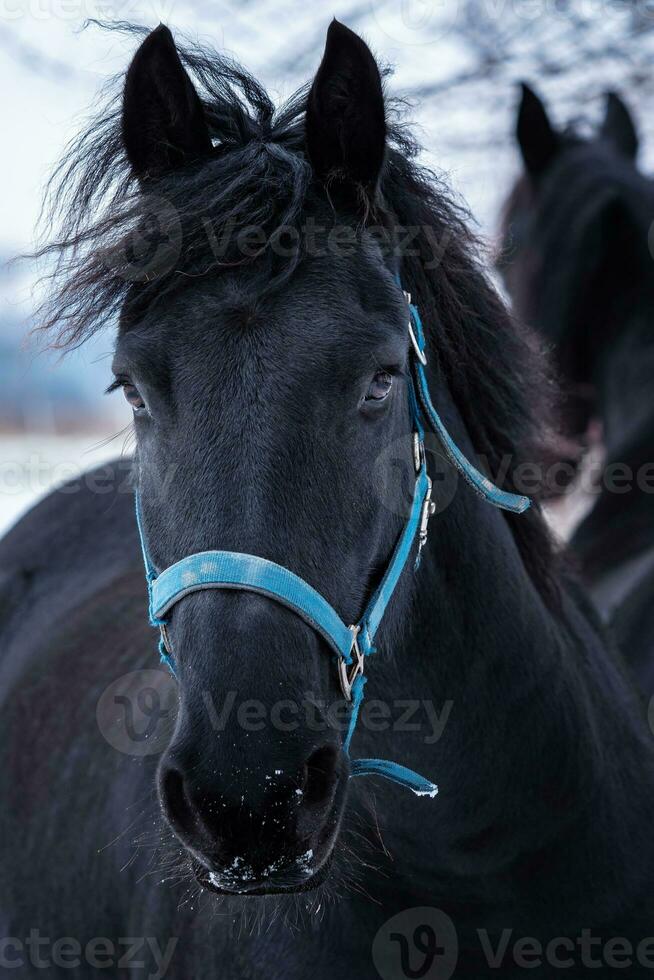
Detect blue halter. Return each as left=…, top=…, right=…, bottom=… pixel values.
left=134, top=284, right=530, bottom=798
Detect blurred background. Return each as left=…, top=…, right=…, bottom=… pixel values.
left=3, top=0, right=654, bottom=535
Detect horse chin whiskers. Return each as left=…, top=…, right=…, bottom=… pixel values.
left=191, top=847, right=335, bottom=898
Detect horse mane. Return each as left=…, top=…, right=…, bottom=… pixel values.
left=33, top=24, right=558, bottom=599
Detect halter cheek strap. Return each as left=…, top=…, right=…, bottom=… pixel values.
left=134, top=284, right=530, bottom=798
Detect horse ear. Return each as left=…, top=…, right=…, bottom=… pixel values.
left=516, top=82, right=559, bottom=177
left=601, top=92, right=638, bottom=160
left=305, top=20, right=386, bottom=191
left=122, top=25, right=212, bottom=180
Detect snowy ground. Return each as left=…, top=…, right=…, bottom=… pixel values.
left=0, top=433, right=130, bottom=537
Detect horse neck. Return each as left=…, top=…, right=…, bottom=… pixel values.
left=359, top=404, right=654, bottom=922
left=581, top=179, right=654, bottom=461
left=572, top=278, right=654, bottom=579
left=590, top=259, right=654, bottom=456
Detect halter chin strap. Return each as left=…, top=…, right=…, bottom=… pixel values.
left=134, top=283, right=530, bottom=799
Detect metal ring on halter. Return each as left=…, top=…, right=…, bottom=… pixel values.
left=413, top=432, right=424, bottom=473
left=409, top=319, right=427, bottom=366
left=338, top=625, right=365, bottom=701
left=159, top=623, right=173, bottom=655
left=404, top=290, right=428, bottom=366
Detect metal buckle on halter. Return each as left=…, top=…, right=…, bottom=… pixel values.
left=418, top=477, right=435, bottom=557
left=338, top=625, right=365, bottom=701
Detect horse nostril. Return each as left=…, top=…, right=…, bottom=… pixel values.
left=159, top=765, right=199, bottom=841
left=301, top=745, right=339, bottom=808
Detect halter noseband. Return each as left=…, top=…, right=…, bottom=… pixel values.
left=134, top=283, right=530, bottom=798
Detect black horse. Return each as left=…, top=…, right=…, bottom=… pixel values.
left=499, top=84, right=654, bottom=692
left=3, top=23, right=654, bottom=978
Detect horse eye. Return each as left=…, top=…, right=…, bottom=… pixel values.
left=123, top=383, right=145, bottom=411
left=365, top=371, right=394, bottom=402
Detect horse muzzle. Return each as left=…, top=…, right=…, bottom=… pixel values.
left=158, top=731, right=347, bottom=895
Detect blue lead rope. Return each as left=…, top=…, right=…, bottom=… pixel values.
left=134, top=282, right=530, bottom=798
